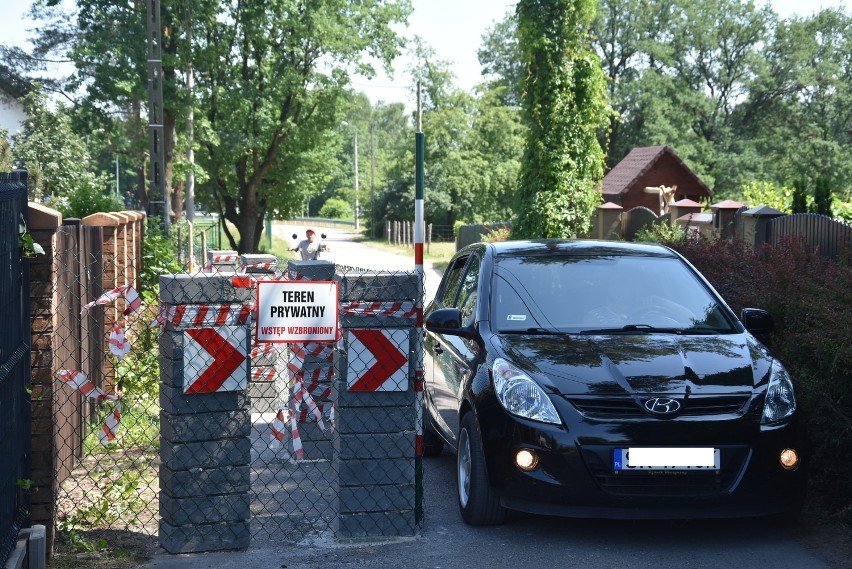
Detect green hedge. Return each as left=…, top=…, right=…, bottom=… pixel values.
left=668, top=236, right=852, bottom=520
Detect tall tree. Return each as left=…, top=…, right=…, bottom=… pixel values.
left=513, top=0, right=610, bottom=238
left=477, top=12, right=523, bottom=108
left=193, top=0, right=409, bottom=252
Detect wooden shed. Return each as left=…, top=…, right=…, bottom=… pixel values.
left=601, top=146, right=713, bottom=214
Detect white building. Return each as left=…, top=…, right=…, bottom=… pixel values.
left=0, top=65, right=30, bottom=137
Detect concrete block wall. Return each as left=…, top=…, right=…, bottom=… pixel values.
left=158, top=273, right=253, bottom=553
left=334, top=270, right=421, bottom=538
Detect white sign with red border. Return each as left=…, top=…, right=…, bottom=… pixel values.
left=346, top=328, right=410, bottom=392
left=256, top=281, right=339, bottom=343
left=183, top=326, right=248, bottom=393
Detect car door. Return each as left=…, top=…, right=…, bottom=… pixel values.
left=430, top=255, right=482, bottom=443
left=424, top=254, right=469, bottom=444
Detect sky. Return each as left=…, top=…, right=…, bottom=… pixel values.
left=0, top=0, right=849, bottom=108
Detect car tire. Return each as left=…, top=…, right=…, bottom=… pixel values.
left=457, top=412, right=506, bottom=525
left=423, top=419, right=445, bottom=457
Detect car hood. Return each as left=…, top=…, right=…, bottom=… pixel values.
left=490, top=332, right=768, bottom=396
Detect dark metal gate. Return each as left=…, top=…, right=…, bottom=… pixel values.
left=0, top=170, right=32, bottom=566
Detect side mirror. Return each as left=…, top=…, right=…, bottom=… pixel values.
left=741, top=308, right=774, bottom=334
left=425, top=308, right=479, bottom=341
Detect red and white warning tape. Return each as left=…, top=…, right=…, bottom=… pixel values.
left=252, top=367, right=276, bottom=382
left=209, top=254, right=238, bottom=264
left=155, top=303, right=254, bottom=328
left=269, top=379, right=335, bottom=460
left=82, top=284, right=142, bottom=316
left=108, top=321, right=131, bottom=359
left=340, top=301, right=417, bottom=319
left=241, top=262, right=277, bottom=272
left=58, top=370, right=121, bottom=445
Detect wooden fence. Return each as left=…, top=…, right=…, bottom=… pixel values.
left=27, top=204, right=145, bottom=554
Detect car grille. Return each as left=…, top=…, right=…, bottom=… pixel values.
left=567, top=394, right=751, bottom=419
left=580, top=446, right=750, bottom=497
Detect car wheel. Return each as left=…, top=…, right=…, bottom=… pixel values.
left=423, top=419, right=445, bottom=457
left=457, top=412, right=506, bottom=525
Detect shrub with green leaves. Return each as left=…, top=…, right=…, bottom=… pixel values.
left=318, top=197, right=353, bottom=220
left=667, top=236, right=852, bottom=520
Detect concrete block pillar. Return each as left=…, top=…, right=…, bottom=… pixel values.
left=158, top=273, right=253, bottom=553
left=596, top=203, right=624, bottom=240
left=334, top=270, right=421, bottom=538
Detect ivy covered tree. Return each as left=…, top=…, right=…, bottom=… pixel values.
left=512, top=0, right=610, bottom=239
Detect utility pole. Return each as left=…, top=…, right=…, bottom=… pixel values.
left=354, top=127, right=360, bottom=231
left=370, top=120, right=376, bottom=239
left=146, top=0, right=168, bottom=233
left=185, top=22, right=195, bottom=225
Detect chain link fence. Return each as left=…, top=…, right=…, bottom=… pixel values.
left=42, top=228, right=423, bottom=554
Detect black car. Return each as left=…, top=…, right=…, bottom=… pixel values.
left=423, top=240, right=805, bottom=525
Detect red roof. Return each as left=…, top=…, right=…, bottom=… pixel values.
left=673, top=198, right=703, bottom=207
left=710, top=199, right=745, bottom=210
left=602, top=146, right=713, bottom=198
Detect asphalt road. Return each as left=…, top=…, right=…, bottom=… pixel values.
left=141, top=228, right=838, bottom=569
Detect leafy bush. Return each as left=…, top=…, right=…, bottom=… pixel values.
left=480, top=224, right=512, bottom=243
left=138, top=219, right=182, bottom=295
left=741, top=180, right=793, bottom=213
left=318, top=197, right=352, bottom=219
left=48, top=183, right=124, bottom=219
left=635, top=221, right=687, bottom=244
left=667, top=236, right=852, bottom=519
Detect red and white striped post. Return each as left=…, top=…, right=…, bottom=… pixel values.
left=414, top=81, right=425, bottom=524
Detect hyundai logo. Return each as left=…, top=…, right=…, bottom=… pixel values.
left=643, top=397, right=682, bottom=416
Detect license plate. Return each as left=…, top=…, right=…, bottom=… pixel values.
left=613, top=448, right=720, bottom=471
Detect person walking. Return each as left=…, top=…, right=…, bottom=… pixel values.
left=291, top=228, right=329, bottom=260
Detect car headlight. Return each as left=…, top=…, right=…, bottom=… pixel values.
left=492, top=358, right=561, bottom=425
left=761, top=361, right=796, bottom=424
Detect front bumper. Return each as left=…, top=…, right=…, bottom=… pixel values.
left=477, top=400, right=807, bottom=519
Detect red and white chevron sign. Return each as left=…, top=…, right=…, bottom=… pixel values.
left=346, top=328, right=409, bottom=392
left=183, top=326, right=248, bottom=394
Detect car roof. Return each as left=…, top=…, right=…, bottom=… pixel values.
left=480, top=239, right=678, bottom=259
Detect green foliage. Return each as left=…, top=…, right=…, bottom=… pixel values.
left=53, top=184, right=125, bottom=219
left=591, top=1, right=852, bottom=203
left=478, top=11, right=523, bottom=107
left=18, top=231, right=45, bottom=258
left=138, top=219, right=181, bottom=296
left=666, top=237, right=852, bottom=519
left=318, top=197, right=353, bottom=220
left=741, top=181, right=793, bottom=212
left=635, top=221, right=687, bottom=244
left=813, top=175, right=833, bottom=217
left=513, top=0, right=611, bottom=239
left=11, top=86, right=111, bottom=205
left=0, top=129, right=11, bottom=171
left=480, top=225, right=512, bottom=243
left=58, top=466, right=149, bottom=541
left=194, top=0, right=411, bottom=253
left=834, top=201, right=852, bottom=224
left=792, top=179, right=809, bottom=214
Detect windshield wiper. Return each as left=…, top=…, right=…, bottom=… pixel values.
left=579, top=324, right=682, bottom=335
left=502, top=327, right=564, bottom=335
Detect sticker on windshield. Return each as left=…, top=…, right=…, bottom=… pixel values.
left=506, top=314, right=527, bottom=321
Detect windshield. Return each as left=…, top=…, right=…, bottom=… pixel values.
left=491, top=254, right=736, bottom=334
